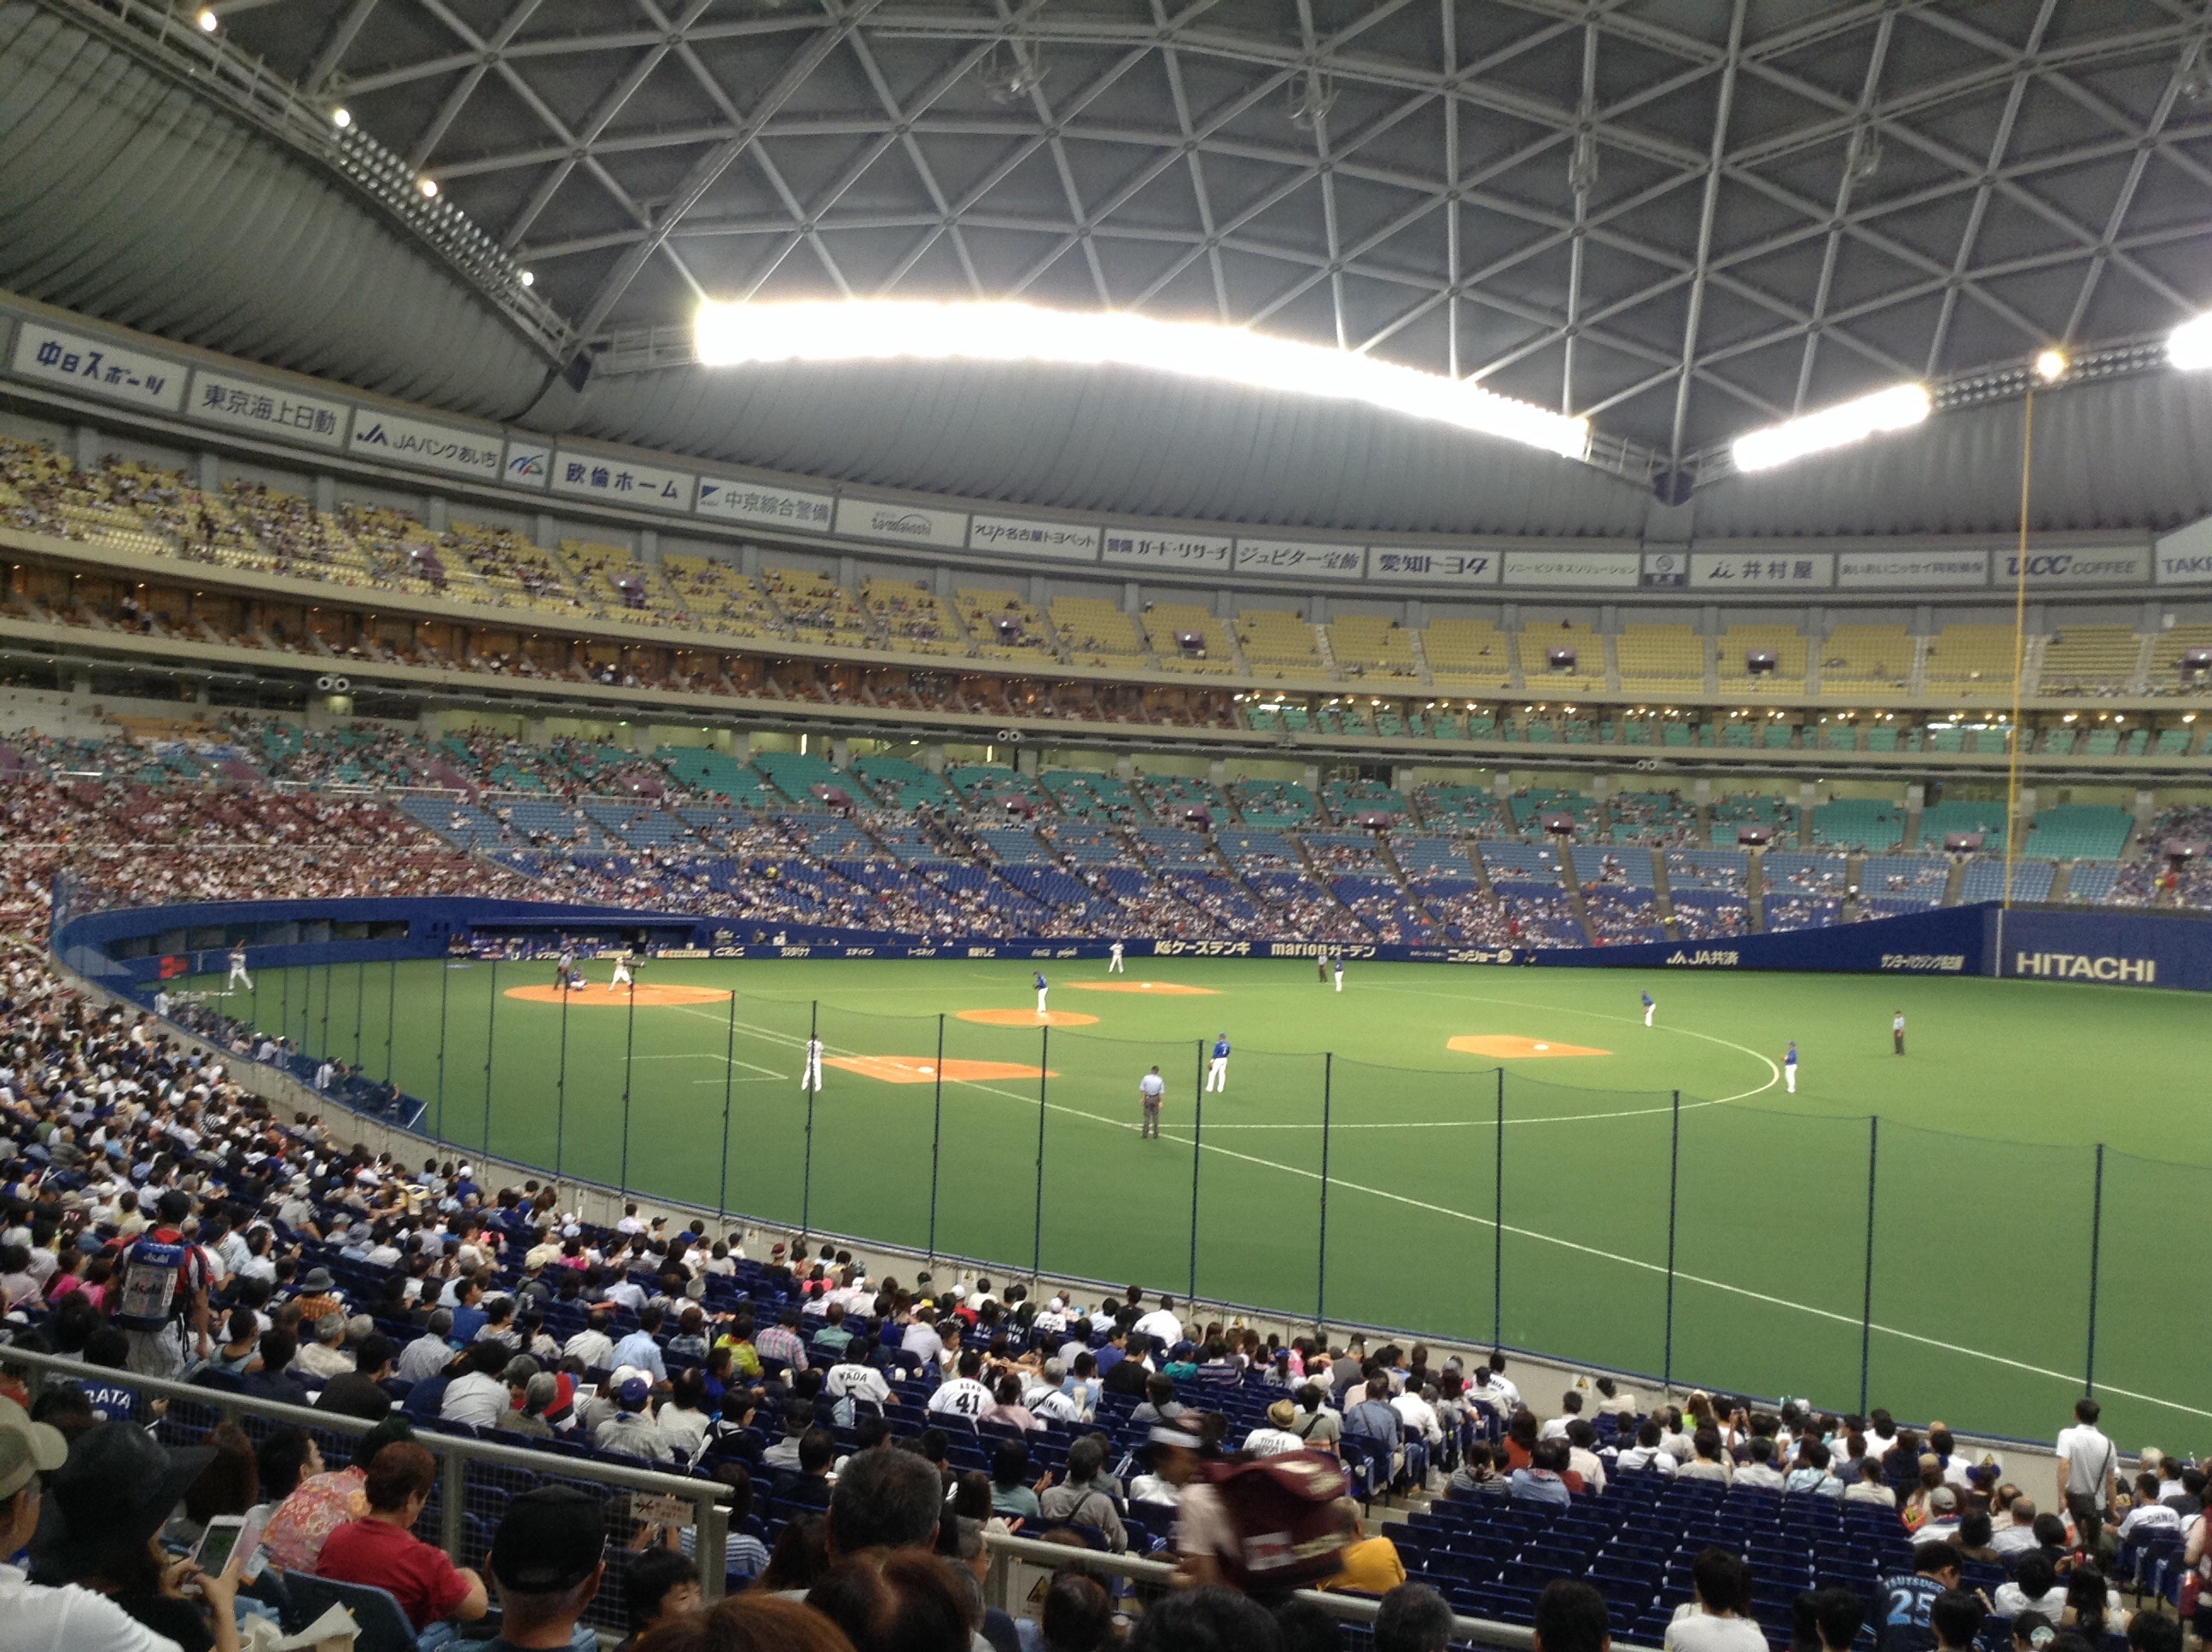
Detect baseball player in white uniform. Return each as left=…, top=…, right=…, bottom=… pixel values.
left=1108, top=940, right=1124, bottom=974
left=226, top=944, right=252, bottom=992
left=608, top=952, right=634, bottom=992
left=1784, top=1040, right=1799, bottom=1093
left=800, top=1036, right=824, bottom=1093
left=1034, top=971, right=1049, bottom=1015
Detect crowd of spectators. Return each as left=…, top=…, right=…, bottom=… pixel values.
left=0, top=928, right=2205, bottom=1652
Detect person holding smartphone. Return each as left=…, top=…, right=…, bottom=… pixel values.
left=26, top=1420, right=246, bottom=1652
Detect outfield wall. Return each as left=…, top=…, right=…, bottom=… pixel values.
left=51, top=892, right=2212, bottom=992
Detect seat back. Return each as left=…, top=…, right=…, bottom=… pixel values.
left=286, top=1573, right=422, bottom=1652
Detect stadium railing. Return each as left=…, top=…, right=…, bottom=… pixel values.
left=0, top=1347, right=1557, bottom=1650
left=0, top=1345, right=732, bottom=1632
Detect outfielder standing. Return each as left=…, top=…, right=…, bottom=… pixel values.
left=1108, top=940, right=1125, bottom=974
left=1641, top=991, right=1655, bottom=1027
left=1784, top=1040, right=1799, bottom=1094
left=800, top=1035, right=824, bottom=1093
left=226, top=943, right=252, bottom=993
left=1204, top=1032, right=1231, bottom=1093
left=1034, top=970, right=1049, bottom=1015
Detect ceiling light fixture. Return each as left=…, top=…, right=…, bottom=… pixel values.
left=196, top=7, right=218, bottom=32
left=418, top=177, right=439, bottom=198
left=1730, top=383, right=1930, bottom=473
left=331, top=107, right=352, bottom=130
left=694, top=299, right=1592, bottom=458
left=2168, top=312, right=2212, bottom=371
left=2034, top=348, right=2067, bottom=382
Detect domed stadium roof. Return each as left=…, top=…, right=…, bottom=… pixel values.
left=5, top=0, right=2212, bottom=535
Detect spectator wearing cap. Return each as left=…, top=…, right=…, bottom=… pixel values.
left=1243, top=1399, right=1307, bottom=1458
left=1917, top=1486, right=1965, bottom=1545
left=292, top=1267, right=343, bottom=1328
left=26, top=1419, right=244, bottom=1652
left=0, top=1396, right=179, bottom=1652
left=479, top=1486, right=609, bottom=1652
left=316, top=1334, right=397, bottom=1422
left=596, top=1377, right=674, bottom=1463
left=317, top=1441, right=489, bottom=1633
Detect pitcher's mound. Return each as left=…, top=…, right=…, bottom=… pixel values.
left=1448, top=1035, right=1612, bottom=1059
left=824, top=1056, right=1057, bottom=1085
left=1067, top=981, right=1219, bottom=995
left=504, top=985, right=731, bottom=1007
left=956, top=1009, right=1102, bottom=1027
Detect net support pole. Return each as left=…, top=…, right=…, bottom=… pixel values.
left=1663, top=1090, right=1681, bottom=1393
left=482, top=956, right=498, bottom=1160
left=554, top=976, right=570, bottom=1182
left=320, top=959, right=330, bottom=1061
left=1860, top=1115, right=1879, bottom=1416
left=433, top=950, right=448, bottom=1143
left=384, top=956, right=396, bottom=1083
left=2085, top=1142, right=2104, bottom=1395
left=1317, top=1052, right=1333, bottom=1329
left=926, top=1015, right=944, bottom=1263
left=718, top=989, right=737, bottom=1224
left=1032, top=1024, right=1049, bottom=1283
left=253, top=953, right=261, bottom=1038
left=353, top=960, right=364, bottom=1067
left=1493, top=1067, right=1505, bottom=1347
left=800, top=1000, right=818, bottom=1239
left=1188, top=1044, right=1204, bottom=1304
left=2004, top=387, right=2034, bottom=909
left=619, top=978, right=637, bottom=1196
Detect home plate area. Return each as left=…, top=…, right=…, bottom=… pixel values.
left=1447, top=1034, right=1613, bottom=1059
left=823, top=1056, right=1056, bottom=1085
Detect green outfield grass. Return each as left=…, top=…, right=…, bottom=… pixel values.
left=196, top=954, right=2212, bottom=1449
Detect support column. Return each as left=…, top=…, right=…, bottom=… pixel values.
left=924, top=742, right=946, bottom=775
left=314, top=474, right=337, bottom=515
left=425, top=495, right=450, bottom=534
left=197, top=452, right=221, bottom=492
left=639, top=529, right=660, bottom=565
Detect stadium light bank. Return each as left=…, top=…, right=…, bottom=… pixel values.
left=1730, top=383, right=1932, bottom=474
left=693, top=298, right=1591, bottom=460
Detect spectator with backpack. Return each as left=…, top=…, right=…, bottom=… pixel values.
left=111, top=1188, right=213, bottom=1378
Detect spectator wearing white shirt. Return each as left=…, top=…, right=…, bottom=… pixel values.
left=1564, top=1419, right=1608, bottom=1494
left=441, top=1345, right=521, bottom=1428
left=1132, top=1296, right=1184, bottom=1347
left=396, top=1312, right=459, bottom=1383
left=1393, top=1384, right=1446, bottom=1451
left=1618, top=1420, right=1679, bottom=1476
left=1539, top=1389, right=1582, bottom=1443
left=562, top=1311, right=616, bottom=1371
left=900, top=1306, right=945, bottom=1368
left=2117, top=1473, right=2185, bottom=1542
left=1243, top=1399, right=1309, bottom=1458
left=824, top=1341, right=895, bottom=1416
left=1663, top=1547, right=1769, bottom=1652
left=926, top=1350, right=995, bottom=1419
left=1734, top=1436, right=1786, bottom=1490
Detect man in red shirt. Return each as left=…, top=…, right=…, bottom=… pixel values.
left=317, top=1441, right=489, bottom=1632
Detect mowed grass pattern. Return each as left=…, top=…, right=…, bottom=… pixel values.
left=205, top=955, right=2212, bottom=1447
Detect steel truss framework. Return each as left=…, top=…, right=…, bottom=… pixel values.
left=213, top=0, right=2212, bottom=469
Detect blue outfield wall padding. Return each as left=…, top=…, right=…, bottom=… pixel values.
left=49, top=893, right=2212, bottom=992
left=1523, top=903, right=1994, bottom=978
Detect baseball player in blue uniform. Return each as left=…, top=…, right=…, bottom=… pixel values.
left=1205, top=1032, right=1231, bottom=1093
